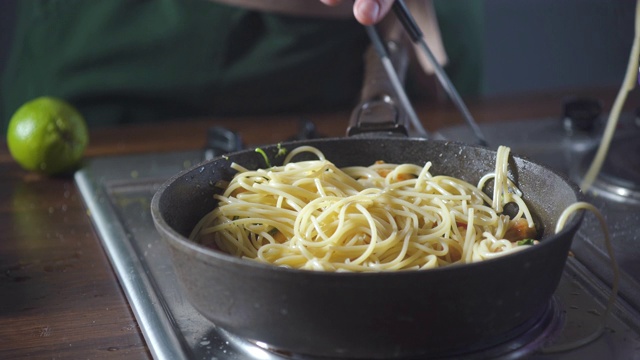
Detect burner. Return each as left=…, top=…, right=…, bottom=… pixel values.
left=576, top=133, right=640, bottom=204
left=218, top=299, right=564, bottom=360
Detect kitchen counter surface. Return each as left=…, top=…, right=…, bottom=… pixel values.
left=0, top=88, right=634, bottom=359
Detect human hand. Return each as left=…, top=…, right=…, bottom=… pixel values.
left=319, top=0, right=395, bottom=25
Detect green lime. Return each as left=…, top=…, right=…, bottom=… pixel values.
left=7, top=96, right=89, bottom=175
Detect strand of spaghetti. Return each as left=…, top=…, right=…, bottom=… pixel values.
left=491, top=146, right=505, bottom=211
left=543, top=201, right=619, bottom=353
left=512, top=193, right=535, bottom=228
left=283, top=145, right=326, bottom=163
left=414, top=161, right=434, bottom=189
left=461, top=207, right=476, bottom=263
left=581, top=0, right=640, bottom=190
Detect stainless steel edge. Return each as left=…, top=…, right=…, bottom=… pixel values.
left=74, top=168, right=189, bottom=360
left=73, top=139, right=640, bottom=359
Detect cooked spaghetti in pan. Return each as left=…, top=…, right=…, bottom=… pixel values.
left=190, top=145, right=542, bottom=272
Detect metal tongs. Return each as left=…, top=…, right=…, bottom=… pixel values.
left=365, top=0, right=489, bottom=146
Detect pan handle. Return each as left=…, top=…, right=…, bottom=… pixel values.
left=347, top=26, right=410, bottom=137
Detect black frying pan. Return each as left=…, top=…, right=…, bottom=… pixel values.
left=151, top=138, right=582, bottom=359
left=150, top=39, right=584, bottom=359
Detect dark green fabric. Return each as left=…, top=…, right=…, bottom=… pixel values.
left=433, top=0, right=484, bottom=97
left=1, top=0, right=368, bottom=132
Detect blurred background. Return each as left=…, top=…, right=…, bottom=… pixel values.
left=0, top=0, right=636, bottom=105
left=480, top=0, right=634, bottom=96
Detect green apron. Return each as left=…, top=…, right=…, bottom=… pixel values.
left=1, top=0, right=368, bottom=130
left=1, top=0, right=482, bottom=133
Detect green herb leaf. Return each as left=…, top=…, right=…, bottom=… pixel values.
left=517, top=239, right=535, bottom=246
left=255, top=148, right=271, bottom=168
left=276, top=143, right=288, bottom=158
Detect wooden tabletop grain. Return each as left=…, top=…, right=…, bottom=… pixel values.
left=0, top=88, right=631, bottom=359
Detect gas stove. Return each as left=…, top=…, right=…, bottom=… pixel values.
left=75, top=103, right=640, bottom=359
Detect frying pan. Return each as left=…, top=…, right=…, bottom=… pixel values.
left=150, top=38, right=584, bottom=359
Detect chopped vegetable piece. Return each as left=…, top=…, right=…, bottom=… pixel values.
left=517, top=239, right=535, bottom=246
left=504, top=218, right=537, bottom=242
left=276, top=143, right=287, bottom=157
left=255, top=148, right=271, bottom=168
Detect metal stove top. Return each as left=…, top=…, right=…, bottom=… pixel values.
left=75, top=111, right=640, bottom=359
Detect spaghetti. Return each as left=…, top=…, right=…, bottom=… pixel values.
left=581, top=0, right=640, bottom=191
left=544, top=2, right=637, bottom=349
left=190, top=145, right=539, bottom=272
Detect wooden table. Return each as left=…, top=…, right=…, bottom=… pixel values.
left=0, top=88, right=631, bottom=359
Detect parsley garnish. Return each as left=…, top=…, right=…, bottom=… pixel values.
left=255, top=148, right=271, bottom=168
left=517, top=239, right=535, bottom=246
left=276, top=143, right=288, bottom=158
